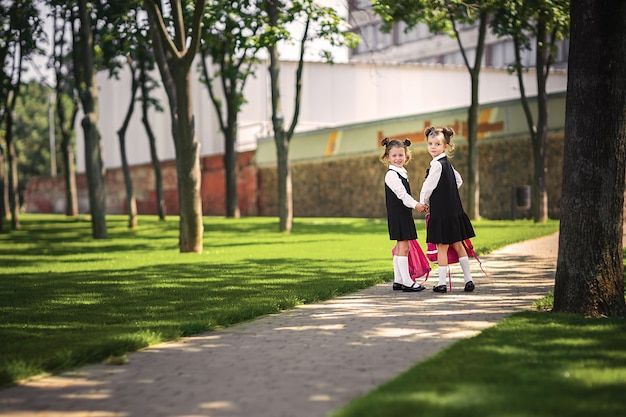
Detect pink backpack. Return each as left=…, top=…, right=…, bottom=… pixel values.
left=426, top=238, right=476, bottom=264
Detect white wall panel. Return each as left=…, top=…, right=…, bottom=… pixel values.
left=76, top=59, right=567, bottom=172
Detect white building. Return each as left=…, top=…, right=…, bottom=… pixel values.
left=76, top=0, right=568, bottom=172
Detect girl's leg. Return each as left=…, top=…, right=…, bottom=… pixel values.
left=392, top=256, right=402, bottom=289
left=396, top=240, right=424, bottom=292
left=434, top=243, right=449, bottom=292
left=395, top=240, right=410, bottom=257
left=451, top=240, right=474, bottom=291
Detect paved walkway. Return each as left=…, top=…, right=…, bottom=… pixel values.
left=0, top=233, right=560, bottom=417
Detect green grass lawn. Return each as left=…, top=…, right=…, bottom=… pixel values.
left=1, top=214, right=560, bottom=389
left=329, top=310, right=626, bottom=417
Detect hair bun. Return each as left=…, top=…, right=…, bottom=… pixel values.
left=381, top=137, right=390, bottom=146
left=403, top=139, right=411, bottom=146
left=442, top=127, right=455, bottom=138
left=424, top=127, right=436, bottom=137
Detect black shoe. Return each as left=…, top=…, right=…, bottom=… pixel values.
left=392, top=282, right=403, bottom=291
left=433, top=285, right=447, bottom=293
left=402, top=283, right=425, bottom=292
left=464, top=281, right=475, bottom=292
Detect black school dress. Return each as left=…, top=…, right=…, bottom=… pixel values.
left=426, top=157, right=475, bottom=244
left=385, top=170, right=418, bottom=241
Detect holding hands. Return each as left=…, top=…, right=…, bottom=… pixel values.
left=416, top=203, right=429, bottom=213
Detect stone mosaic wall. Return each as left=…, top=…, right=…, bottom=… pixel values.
left=258, top=133, right=564, bottom=220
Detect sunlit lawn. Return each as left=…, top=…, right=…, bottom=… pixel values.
left=0, top=214, right=559, bottom=388
left=329, top=310, right=626, bottom=417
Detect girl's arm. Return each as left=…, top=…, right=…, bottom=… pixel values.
left=385, top=171, right=419, bottom=209
left=419, top=160, right=442, bottom=204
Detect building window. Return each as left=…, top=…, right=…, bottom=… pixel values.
left=396, top=21, right=432, bottom=44
left=441, top=48, right=486, bottom=67
left=490, top=40, right=517, bottom=68
left=354, top=21, right=393, bottom=54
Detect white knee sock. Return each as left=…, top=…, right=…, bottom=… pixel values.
left=438, top=265, right=448, bottom=286
left=392, top=256, right=402, bottom=284
left=459, top=256, right=473, bottom=283
left=396, top=256, right=414, bottom=287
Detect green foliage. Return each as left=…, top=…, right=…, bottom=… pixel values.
left=258, top=0, right=361, bottom=60
left=491, top=0, right=570, bottom=58
left=0, top=215, right=558, bottom=386
left=13, top=81, right=56, bottom=193
left=373, top=0, right=484, bottom=36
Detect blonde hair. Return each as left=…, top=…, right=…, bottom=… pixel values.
left=380, top=137, right=412, bottom=165
left=425, top=126, right=455, bottom=156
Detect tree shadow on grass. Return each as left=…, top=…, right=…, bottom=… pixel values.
left=0, top=255, right=387, bottom=387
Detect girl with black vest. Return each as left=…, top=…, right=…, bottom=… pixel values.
left=380, top=137, right=429, bottom=292
left=419, top=127, right=476, bottom=293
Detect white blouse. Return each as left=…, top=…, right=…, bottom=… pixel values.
left=385, top=165, right=418, bottom=209
left=419, top=154, right=463, bottom=205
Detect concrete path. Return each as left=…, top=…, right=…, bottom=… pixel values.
left=0, top=233, right=559, bottom=417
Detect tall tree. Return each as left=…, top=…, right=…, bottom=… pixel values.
left=0, top=0, right=46, bottom=230
left=199, top=0, right=263, bottom=218
left=100, top=0, right=166, bottom=222
left=262, top=0, right=359, bottom=232
left=137, top=40, right=167, bottom=220
left=143, top=0, right=206, bottom=252
left=51, top=2, right=79, bottom=217
left=99, top=2, right=145, bottom=230
left=374, top=0, right=493, bottom=220
left=116, top=56, right=140, bottom=229
left=491, top=0, right=569, bottom=222
left=553, top=0, right=626, bottom=317
left=75, top=0, right=107, bottom=238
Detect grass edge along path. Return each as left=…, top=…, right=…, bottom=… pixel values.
left=329, top=310, right=626, bottom=417
left=0, top=214, right=559, bottom=387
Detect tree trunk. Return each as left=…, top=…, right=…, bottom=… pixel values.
left=138, top=56, right=166, bottom=220
left=266, top=0, right=296, bottom=232
left=267, top=43, right=292, bottom=232
left=224, top=114, right=240, bottom=218
left=457, top=12, right=487, bottom=221
left=5, top=113, right=19, bottom=230
left=57, top=94, right=79, bottom=217
left=144, top=0, right=206, bottom=252
left=532, top=21, right=549, bottom=223
left=172, top=66, right=203, bottom=252
left=117, top=60, right=139, bottom=229
left=466, top=72, right=480, bottom=220
left=1, top=145, right=7, bottom=223
left=199, top=50, right=241, bottom=219
left=77, top=0, right=107, bottom=238
left=141, top=107, right=166, bottom=221
left=553, top=0, right=626, bottom=317
left=61, top=142, right=78, bottom=217
left=0, top=148, right=4, bottom=232
left=276, top=132, right=292, bottom=232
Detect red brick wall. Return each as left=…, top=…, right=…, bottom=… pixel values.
left=24, top=150, right=258, bottom=216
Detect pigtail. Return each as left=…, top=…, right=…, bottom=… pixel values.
left=381, top=137, right=390, bottom=147
left=442, top=127, right=455, bottom=141
left=403, top=139, right=411, bottom=147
